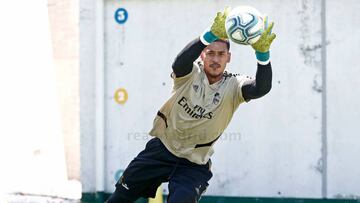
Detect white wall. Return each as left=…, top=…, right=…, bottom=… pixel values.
left=79, top=0, right=96, bottom=193
left=0, top=0, right=78, bottom=198
left=80, top=0, right=360, bottom=198
left=326, top=0, right=360, bottom=198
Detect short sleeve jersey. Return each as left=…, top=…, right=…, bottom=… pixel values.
left=149, top=61, right=251, bottom=164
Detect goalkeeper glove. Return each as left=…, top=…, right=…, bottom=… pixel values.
left=200, top=7, right=231, bottom=45
left=252, top=21, right=276, bottom=63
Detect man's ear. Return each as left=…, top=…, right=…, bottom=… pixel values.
left=227, top=52, right=231, bottom=63
left=200, top=51, right=205, bottom=60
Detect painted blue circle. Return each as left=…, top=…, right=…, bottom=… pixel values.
left=114, top=8, right=128, bottom=24
left=114, top=169, right=124, bottom=181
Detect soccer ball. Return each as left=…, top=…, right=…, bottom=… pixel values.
left=225, top=6, right=266, bottom=45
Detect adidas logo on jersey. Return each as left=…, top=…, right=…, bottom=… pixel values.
left=193, top=84, right=199, bottom=92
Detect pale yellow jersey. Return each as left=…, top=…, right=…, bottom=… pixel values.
left=149, top=60, right=251, bottom=165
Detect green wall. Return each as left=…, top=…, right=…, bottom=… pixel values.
left=81, top=192, right=360, bottom=203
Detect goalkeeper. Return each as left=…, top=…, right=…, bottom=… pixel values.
left=106, top=7, right=276, bottom=203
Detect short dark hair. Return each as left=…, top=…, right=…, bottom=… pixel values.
left=214, top=39, right=230, bottom=51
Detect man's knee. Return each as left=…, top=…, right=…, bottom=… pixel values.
left=167, top=186, right=205, bottom=203
left=168, top=189, right=194, bottom=203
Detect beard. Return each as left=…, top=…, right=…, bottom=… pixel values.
left=204, top=63, right=224, bottom=79
left=209, top=63, right=221, bottom=69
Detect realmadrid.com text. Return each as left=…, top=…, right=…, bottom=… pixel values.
left=126, top=131, right=242, bottom=142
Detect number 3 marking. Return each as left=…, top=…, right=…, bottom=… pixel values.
left=115, top=8, right=128, bottom=24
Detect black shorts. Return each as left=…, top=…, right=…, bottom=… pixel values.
left=106, top=137, right=212, bottom=203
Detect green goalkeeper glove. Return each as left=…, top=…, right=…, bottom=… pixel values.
left=201, top=7, right=231, bottom=44
left=252, top=21, right=276, bottom=62
left=210, top=7, right=231, bottom=39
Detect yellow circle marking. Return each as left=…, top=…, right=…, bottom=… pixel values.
left=114, top=88, right=128, bottom=105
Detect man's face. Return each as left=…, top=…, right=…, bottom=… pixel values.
left=201, top=41, right=231, bottom=83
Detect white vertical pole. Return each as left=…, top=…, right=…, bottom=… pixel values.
left=95, top=0, right=105, bottom=195
left=321, top=0, right=328, bottom=198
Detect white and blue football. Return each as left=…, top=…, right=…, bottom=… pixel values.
left=225, top=6, right=266, bottom=45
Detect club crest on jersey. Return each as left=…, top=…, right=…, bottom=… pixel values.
left=213, top=92, right=220, bottom=105
left=193, top=84, right=199, bottom=92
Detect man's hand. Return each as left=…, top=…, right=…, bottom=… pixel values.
left=251, top=22, right=276, bottom=53
left=210, top=7, right=231, bottom=39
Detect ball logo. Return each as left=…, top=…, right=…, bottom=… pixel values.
left=114, top=8, right=128, bottom=24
